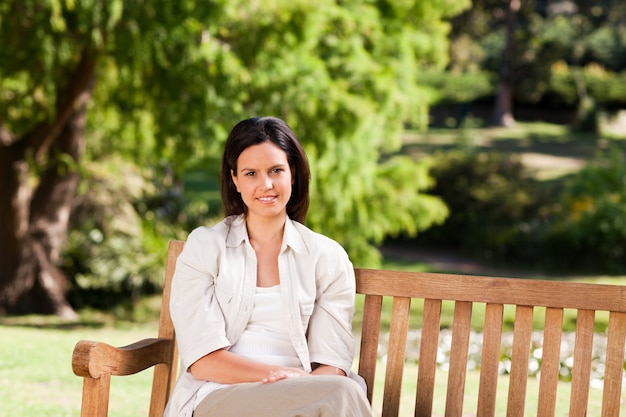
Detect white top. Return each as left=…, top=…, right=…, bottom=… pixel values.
left=193, top=285, right=301, bottom=408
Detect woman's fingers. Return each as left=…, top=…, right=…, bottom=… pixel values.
left=262, top=369, right=308, bottom=384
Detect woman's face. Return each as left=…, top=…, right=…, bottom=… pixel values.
left=231, top=141, right=293, bottom=222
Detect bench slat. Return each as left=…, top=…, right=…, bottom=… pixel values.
left=149, top=240, right=182, bottom=417
left=507, top=305, right=534, bottom=417
left=477, top=303, right=504, bottom=417
left=382, top=297, right=411, bottom=417
left=602, top=311, right=626, bottom=417
left=569, top=309, right=595, bottom=417
left=537, top=307, right=563, bottom=417
left=415, top=299, right=442, bottom=417
left=355, top=270, right=626, bottom=312
left=445, top=301, right=472, bottom=416
left=358, top=294, right=383, bottom=404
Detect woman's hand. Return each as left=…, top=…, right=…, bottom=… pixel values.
left=191, top=350, right=310, bottom=384
left=262, top=367, right=309, bottom=384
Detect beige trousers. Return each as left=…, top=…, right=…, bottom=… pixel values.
left=193, top=375, right=372, bottom=417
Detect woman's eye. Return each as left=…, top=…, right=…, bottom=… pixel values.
left=245, top=171, right=256, bottom=177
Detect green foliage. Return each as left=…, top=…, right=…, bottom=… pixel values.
left=418, top=70, right=494, bottom=104
left=584, top=66, right=626, bottom=105
left=548, top=62, right=581, bottom=106
left=458, top=2, right=578, bottom=104
left=62, top=158, right=211, bottom=309
left=200, top=1, right=463, bottom=266
left=91, top=0, right=462, bottom=267
left=547, top=62, right=626, bottom=132
left=550, top=62, right=626, bottom=107
left=396, top=124, right=626, bottom=273
left=0, top=0, right=125, bottom=135
left=2, top=0, right=469, bottom=304
left=62, top=159, right=159, bottom=309
left=545, top=147, right=626, bottom=272
left=414, top=144, right=626, bottom=273
left=308, top=154, right=448, bottom=266
left=583, top=24, right=626, bottom=71
left=416, top=148, right=542, bottom=261
left=447, top=0, right=626, bottom=124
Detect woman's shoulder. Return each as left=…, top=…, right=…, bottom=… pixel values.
left=289, top=219, right=348, bottom=257
left=186, top=215, right=243, bottom=246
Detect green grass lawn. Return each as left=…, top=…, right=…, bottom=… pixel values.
left=0, top=323, right=158, bottom=417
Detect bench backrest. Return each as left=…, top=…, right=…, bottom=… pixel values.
left=156, top=240, right=626, bottom=417
left=356, top=268, right=626, bottom=417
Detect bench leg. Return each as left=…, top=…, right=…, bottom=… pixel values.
left=80, top=374, right=111, bottom=417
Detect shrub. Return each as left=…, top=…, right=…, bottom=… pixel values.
left=62, top=159, right=213, bottom=314
left=416, top=149, right=543, bottom=262
left=545, top=147, right=626, bottom=273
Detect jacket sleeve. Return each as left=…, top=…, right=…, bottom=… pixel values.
left=170, top=227, right=231, bottom=371
left=306, top=242, right=356, bottom=374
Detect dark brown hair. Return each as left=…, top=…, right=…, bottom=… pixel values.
left=220, top=117, right=310, bottom=223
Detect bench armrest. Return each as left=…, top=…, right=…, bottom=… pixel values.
left=72, top=338, right=174, bottom=379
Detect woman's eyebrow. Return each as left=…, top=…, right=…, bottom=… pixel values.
left=240, top=163, right=287, bottom=171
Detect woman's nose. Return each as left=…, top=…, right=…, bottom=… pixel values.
left=262, top=175, right=273, bottom=190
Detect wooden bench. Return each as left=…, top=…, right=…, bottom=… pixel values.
left=72, top=240, right=626, bottom=416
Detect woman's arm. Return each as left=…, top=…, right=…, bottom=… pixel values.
left=306, top=244, right=357, bottom=376
left=310, top=363, right=347, bottom=376
left=170, top=227, right=234, bottom=370
left=190, top=348, right=309, bottom=384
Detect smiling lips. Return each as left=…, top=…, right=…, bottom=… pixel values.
left=257, top=195, right=278, bottom=203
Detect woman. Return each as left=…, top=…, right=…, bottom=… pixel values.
left=164, top=117, right=372, bottom=417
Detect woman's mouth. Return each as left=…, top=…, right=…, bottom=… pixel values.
left=257, top=196, right=278, bottom=203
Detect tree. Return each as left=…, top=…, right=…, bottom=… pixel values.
left=448, top=0, right=626, bottom=127
left=0, top=1, right=104, bottom=317
left=490, top=0, right=519, bottom=126
left=1, top=0, right=241, bottom=317
left=0, top=0, right=464, bottom=317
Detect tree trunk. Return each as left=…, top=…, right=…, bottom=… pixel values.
left=0, top=50, right=95, bottom=318
left=490, top=0, right=520, bottom=127
left=0, top=143, right=32, bottom=314
left=0, top=108, right=88, bottom=319
left=491, top=81, right=516, bottom=127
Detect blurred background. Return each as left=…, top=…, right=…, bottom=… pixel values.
left=1, top=0, right=625, bottom=320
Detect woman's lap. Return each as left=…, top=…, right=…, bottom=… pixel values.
left=193, top=375, right=371, bottom=417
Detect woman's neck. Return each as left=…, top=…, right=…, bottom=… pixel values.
left=245, top=213, right=287, bottom=247
left=246, top=214, right=286, bottom=287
